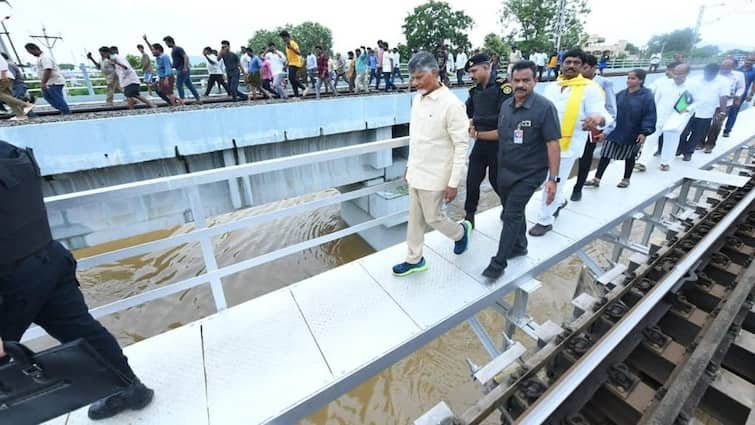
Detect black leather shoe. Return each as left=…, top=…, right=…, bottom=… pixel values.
left=528, top=223, right=552, bottom=237
left=508, top=249, right=528, bottom=259
left=482, top=262, right=505, bottom=279
left=723, top=131, right=730, bottom=138
left=570, top=191, right=582, bottom=202
left=88, top=380, right=154, bottom=420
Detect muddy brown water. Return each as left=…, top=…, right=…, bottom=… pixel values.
left=69, top=174, right=670, bottom=424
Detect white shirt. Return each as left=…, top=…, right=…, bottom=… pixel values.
left=205, top=54, right=223, bottom=75
left=266, top=51, right=286, bottom=75
left=455, top=52, right=468, bottom=70
left=535, top=52, right=547, bottom=67
left=0, top=54, right=13, bottom=79
left=392, top=52, right=400, bottom=69
left=542, top=80, right=614, bottom=158
left=240, top=54, right=251, bottom=74
left=382, top=52, right=393, bottom=71
left=650, top=54, right=661, bottom=65
left=653, top=78, right=691, bottom=126
left=306, top=53, right=317, bottom=70
left=509, top=50, right=521, bottom=64
left=407, top=85, right=469, bottom=191
left=720, top=70, right=746, bottom=106
left=36, top=53, right=65, bottom=85
left=111, top=55, right=140, bottom=87
left=688, top=75, right=729, bottom=119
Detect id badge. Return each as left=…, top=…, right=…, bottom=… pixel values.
left=514, top=129, right=524, bottom=144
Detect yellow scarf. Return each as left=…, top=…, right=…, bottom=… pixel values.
left=557, top=74, right=595, bottom=151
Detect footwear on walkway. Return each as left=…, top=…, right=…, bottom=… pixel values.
left=584, top=178, right=600, bottom=188
left=482, top=261, right=504, bottom=279
left=453, top=220, right=472, bottom=255
left=528, top=223, right=552, bottom=237
left=635, top=163, right=647, bottom=172
left=660, top=164, right=670, bottom=171
left=682, top=154, right=692, bottom=161
left=570, top=190, right=582, bottom=202
left=392, top=257, right=428, bottom=277
left=88, top=380, right=154, bottom=420
left=617, top=178, right=630, bottom=188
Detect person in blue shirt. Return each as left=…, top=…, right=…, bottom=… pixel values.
left=245, top=49, right=273, bottom=100
left=150, top=42, right=181, bottom=106
left=367, top=48, right=379, bottom=88
left=584, top=69, right=656, bottom=189
left=724, top=55, right=755, bottom=135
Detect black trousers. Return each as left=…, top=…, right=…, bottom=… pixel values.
left=204, top=74, right=230, bottom=96
left=681, top=116, right=712, bottom=154
left=595, top=156, right=635, bottom=180
left=703, top=108, right=728, bottom=149
left=465, top=146, right=500, bottom=215
left=288, top=65, right=307, bottom=97
left=0, top=240, right=135, bottom=380
left=491, top=174, right=543, bottom=270
left=573, top=138, right=596, bottom=194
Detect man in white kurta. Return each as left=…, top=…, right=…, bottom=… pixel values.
left=529, top=50, right=613, bottom=237
left=655, top=63, right=693, bottom=170
left=392, top=51, right=472, bottom=277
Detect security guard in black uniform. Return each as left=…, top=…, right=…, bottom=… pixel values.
left=0, top=140, right=154, bottom=420
left=464, top=53, right=513, bottom=228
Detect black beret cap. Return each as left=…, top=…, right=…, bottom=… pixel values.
left=465, top=53, right=490, bottom=72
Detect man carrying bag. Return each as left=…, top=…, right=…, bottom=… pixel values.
left=0, top=140, right=154, bottom=421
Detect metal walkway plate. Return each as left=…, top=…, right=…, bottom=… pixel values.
left=360, top=245, right=488, bottom=328
left=291, top=263, right=421, bottom=376
left=202, top=288, right=333, bottom=425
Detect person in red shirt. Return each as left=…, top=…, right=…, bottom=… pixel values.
left=315, top=46, right=338, bottom=99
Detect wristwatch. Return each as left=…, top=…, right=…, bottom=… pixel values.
left=548, top=176, right=561, bottom=183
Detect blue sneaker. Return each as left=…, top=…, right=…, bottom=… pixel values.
left=392, top=257, right=428, bottom=277
left=454, top=220, right=473, bottom=255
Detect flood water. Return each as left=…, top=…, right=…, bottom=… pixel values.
left=70, top=171, right=662, bottom=424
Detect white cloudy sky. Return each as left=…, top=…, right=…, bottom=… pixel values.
left=2, top=0, right=753, bottom=65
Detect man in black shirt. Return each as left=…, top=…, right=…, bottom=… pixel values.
left=162, top=35, right=202, bottom=104
left=218, top=40, right=248, bottom=101
left=0, top=141, right=154, bottom=420
left=464, top=53, right=513, bottom=228
left=482, top=61, right=561, bottom=279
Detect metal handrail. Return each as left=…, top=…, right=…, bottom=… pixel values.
left=23, top=137, right=411, bottom=341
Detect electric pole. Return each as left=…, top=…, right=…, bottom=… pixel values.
left=555, top=0, right=567, bottom=52
left=30, top=26, right=62, bottom=63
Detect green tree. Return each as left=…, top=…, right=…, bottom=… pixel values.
left=248, top=21, right=333, bottom=56
left=402, top=1, right=474, bottom=52
left=624, top=42, right=640, bottom=56
left=499, top=0, right=590, bottom=54
left=691, top=44, right=720, bottom=58
left=646, top=28, right=699, bottom=55
left=125, top=54, right=141, bottom=69
left=482, top=33, right=509, bottom=57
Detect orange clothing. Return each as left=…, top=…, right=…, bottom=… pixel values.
left=285, top=40, right=303, bottom=68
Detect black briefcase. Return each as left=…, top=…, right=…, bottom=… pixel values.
left=0, top=339, right=132, bottom=425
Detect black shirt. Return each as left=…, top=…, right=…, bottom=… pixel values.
left=222, top=52, right=240, bottom=74
left=171, top=46, right=187, bottom=70
left=466, top=77, right=513, bottom=132
left=497, top=92, right=561, bottom=183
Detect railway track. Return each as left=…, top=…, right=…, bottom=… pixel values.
left=431, top=166, right=755, bottom=425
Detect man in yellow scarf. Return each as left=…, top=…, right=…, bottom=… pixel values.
left=529, top=49, right=614, bottom=237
